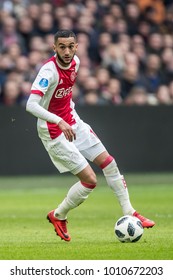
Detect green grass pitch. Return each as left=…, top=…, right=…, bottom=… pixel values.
left=0, top=173, right=173, bottom=260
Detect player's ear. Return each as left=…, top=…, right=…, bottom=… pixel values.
left=53, top=44, right=56, bottom=53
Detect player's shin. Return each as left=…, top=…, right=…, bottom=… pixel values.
left=54, top=181, right=96, bottom=220
left=101, top=157, right=135, bottom=216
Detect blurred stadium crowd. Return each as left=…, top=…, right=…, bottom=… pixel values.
left=0, top=0, right=173, bottom=106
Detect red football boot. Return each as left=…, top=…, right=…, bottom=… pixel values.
left=47, top=210, right=71, bottom=241
left=133, top=211, right=155, bottom=228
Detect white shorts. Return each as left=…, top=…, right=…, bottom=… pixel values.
left=41, top=119, right=106, bottom=175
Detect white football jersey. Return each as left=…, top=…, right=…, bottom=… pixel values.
left=31, top=55, right=80, bottom=140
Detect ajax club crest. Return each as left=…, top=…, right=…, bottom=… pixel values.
left=70, top=71, right=76, bottom=82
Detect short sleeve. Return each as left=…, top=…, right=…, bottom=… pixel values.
left=74, top=55, right=80, bottom=72
left=31, top=61, right=58, bottom=96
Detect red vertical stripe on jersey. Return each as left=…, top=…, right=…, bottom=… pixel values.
left=46, top=57, right=77, bottom=139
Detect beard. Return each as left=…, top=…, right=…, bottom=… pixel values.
left=57, top=53, right=74, bottom=66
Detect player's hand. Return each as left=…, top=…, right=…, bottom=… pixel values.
left=58, top=120, right=76, bottom=142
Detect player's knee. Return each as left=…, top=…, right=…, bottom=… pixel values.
left=81, top=172, right=97, bottom=188
left=86, top=172, right=97, bottom=186
left=90, top=173, right=97, bottom=185
left=77, top=165, right=97, bottom=187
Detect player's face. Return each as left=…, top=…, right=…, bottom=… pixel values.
left=53, top=37, right=78, bottom=67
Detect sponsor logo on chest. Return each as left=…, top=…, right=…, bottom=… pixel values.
left=55, top=86, right=72, bottom=98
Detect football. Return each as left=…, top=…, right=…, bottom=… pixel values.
left=114, top=215, right=144, bottom=243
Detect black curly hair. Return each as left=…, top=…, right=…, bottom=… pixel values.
left=54, top=30, right=76, bottom=43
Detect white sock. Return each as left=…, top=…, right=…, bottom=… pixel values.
left=102, top=158, right=135, bottom=215
left=54, top=181, right=95, bottom=220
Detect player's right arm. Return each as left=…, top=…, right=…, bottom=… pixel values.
left=26, top=65, right=76, bottom=142
left=26, top=94, right=76, bottom=142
